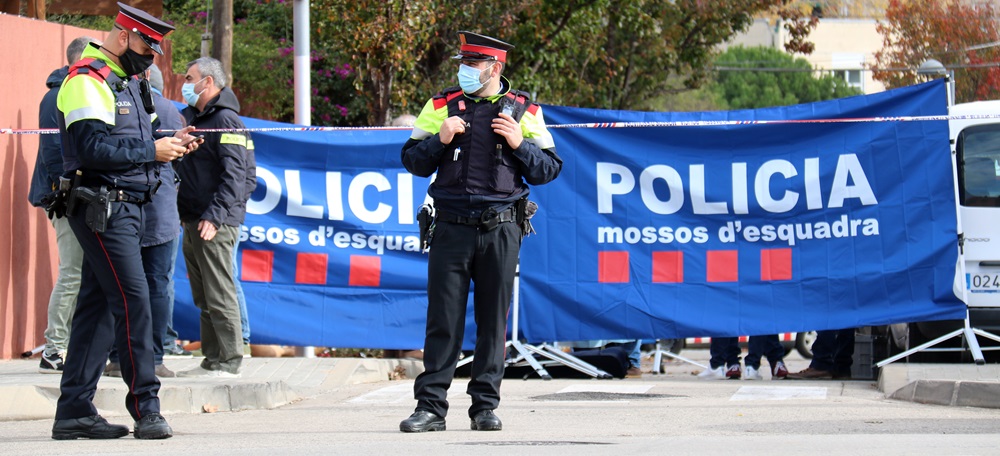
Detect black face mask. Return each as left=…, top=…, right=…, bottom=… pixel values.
left=118, top=38, right=154, bottom=77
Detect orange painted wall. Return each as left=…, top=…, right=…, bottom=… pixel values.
left=0, top=14, right=178, bottom=359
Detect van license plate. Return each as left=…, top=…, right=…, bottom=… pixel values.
left=969, top=274, right=1000, bottom=293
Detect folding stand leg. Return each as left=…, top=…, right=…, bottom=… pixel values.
left=510, top=340, right=553, bottom=380
left=530, top=343, right=613, bottom=379
left=649, top=347, right=708, bottom=374
left=456, top=341, right=557, bottom=380
left=875, top=318, right=1000, bottom=367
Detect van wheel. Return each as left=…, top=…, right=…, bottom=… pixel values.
left=796, top=331, right=816, bottom=359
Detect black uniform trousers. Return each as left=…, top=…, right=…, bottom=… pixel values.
left=56, top=200, right=161, bottom=421
left=414, top=220, right=521, bottom=419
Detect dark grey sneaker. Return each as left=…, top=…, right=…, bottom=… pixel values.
left=103, top=362, right=122, bottom=378
left=399, top=410, right=445, bottom=433
left=470, top=410, right=502, bottom=431
left=133, top=413, right=172, bottom=439
left=52, top=415, right=129, bottom=440
left=163, top=342, right=192, bottom=358
left=39, top=351, right=64, bottom=374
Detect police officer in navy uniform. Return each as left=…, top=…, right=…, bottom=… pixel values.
left=52, top=3, right=198, bottom=440
left=400, top=31, right=562, bottom=432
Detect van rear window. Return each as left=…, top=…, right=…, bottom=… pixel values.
left=958, top=124, right=1000, bottom=207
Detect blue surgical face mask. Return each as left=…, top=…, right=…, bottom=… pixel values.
left=181, top=77, right=207, bottom=106
left=457, top=63, right=493, bottom=94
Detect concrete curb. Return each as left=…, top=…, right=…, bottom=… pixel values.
left=888, top=380, right=1000, bottom=408
left=1, top=380, right=301, bottom=421
left=0, top=358, right=425, bottom=422
left=878, top=363, right=1000, bottom=409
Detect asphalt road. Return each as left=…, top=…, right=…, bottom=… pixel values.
left=2, top=349, right=998, bottom=455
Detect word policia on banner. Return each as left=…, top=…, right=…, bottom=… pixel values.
left=248, top=167, right=429, bottom=225
left=597, top=153, right=876, bottom=215
left=597, top=214, right=879, bottom=247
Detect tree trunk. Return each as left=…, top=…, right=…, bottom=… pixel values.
left=212, top=0, right=234, bottom=85
left=365, top=62, right=393, bottom=126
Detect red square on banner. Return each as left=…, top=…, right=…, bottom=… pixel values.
left=706, top=250, right=738, bottom=282
left=761, top=248, right=792, bottom=281
left=349, top=255, right=381, bottom=287
left=652, top=251, right=684, bottom=283
left=241, top=250, right=274, bottom=283
left=598, top=251, right=629, bottom=283
left=295, top=253, right=328, bottom=285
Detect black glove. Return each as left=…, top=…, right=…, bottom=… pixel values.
left=517, top=199, right=538, bottom=237
left=40, top=190, right=68, bottom=220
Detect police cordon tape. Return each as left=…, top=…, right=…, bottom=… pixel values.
left=4, top=113, right=1000, bottom=135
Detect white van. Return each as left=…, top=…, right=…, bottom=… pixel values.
left=883, top=100, right=1000, bottom=361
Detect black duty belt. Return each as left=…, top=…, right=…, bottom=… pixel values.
left=437, top=207, right=516, bottom=231
left=107, top=188, right=147, bottom=204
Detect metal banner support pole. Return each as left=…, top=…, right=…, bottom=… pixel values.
left=456, top=262, right=612, bottom=379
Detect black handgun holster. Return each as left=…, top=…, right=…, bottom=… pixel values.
left=69, top=185, right=112, bottom=233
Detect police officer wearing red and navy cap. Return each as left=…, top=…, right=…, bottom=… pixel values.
left=52, top=2, right=199, bottom=440
left=400, top=31, right=562, bottom=433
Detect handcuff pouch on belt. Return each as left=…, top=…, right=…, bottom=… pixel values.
left=417, top=204, right=435, bottom=253
left=68, top=185, right=112, bottom=233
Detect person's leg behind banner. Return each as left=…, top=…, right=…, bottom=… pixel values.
left=788, top=329, right=844, bottom=379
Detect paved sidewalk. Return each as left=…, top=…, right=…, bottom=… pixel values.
left=2, top=350, right=999, bottom=422
left=0, top=357, right=423, bottom=421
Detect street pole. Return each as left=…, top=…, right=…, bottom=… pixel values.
left=293, top=0, right=311, bottom=128
left=211, top=0, right=234, bottom=84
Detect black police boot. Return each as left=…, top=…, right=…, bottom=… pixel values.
left=470, top=410, right=502, bottom=431
left=133, top=413, right=173, bottom=439
left=399, top=410, right=446, bottom=433
left=52, top=415, right=129, bottom=440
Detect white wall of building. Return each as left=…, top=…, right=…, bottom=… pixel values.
left=725, top=18, right=887, bottom=94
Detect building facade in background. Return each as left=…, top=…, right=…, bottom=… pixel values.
left=726, top=18, right=886, bottom=95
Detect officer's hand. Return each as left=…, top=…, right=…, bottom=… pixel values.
left=492, top=112, right=523, bottom=149
left=198, top=219, right=218, bottom=241
left=154, top=137, right=188, bottom=162
left=439, top=116, right=467, bottom=145
left=174, top=126, right=203, bottom=154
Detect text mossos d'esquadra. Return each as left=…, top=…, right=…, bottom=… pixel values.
left=596, top=153, right=880, bottom=246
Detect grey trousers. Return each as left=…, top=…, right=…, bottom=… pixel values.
left=182, top=222, right=243, bottom=374
left=44, top=216, right=83, bottom=355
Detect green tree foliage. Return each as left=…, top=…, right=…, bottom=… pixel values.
left=872, top=0, right=1000, bottom=103
left=713, top=46, right=861, bottom=109
left=313, top=0, right=800, bottom=124
left=157, top=0, right=819, bottom=124
left=165, top=0, right=366, bottom=124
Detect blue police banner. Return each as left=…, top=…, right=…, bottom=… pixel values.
left=521, top=79, right=964, bottom=342
left=172, top=79, right=965, bottom=347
